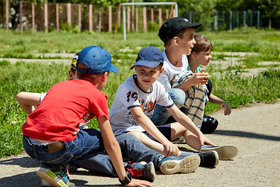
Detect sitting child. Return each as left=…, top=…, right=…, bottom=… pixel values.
left=109, top=46, right=228, bottom=169
left=187, top=34, right=231, bottom=134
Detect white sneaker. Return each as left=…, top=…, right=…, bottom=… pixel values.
left=200, top=145, right=238, bottom=160
left=159, top=154, right=200, bottom=175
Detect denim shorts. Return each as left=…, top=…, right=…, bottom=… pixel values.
left=144, top=123, right=171, bottom=141
left=23, top=129, right=104, bottom=165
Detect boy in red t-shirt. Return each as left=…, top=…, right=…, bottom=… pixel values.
left=22, top=45, right=153, bottom=187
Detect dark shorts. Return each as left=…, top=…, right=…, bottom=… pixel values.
left=144, top=123, right=171, bottom=142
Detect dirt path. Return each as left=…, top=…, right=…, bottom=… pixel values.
left=1, top=101, right=279, bottom=187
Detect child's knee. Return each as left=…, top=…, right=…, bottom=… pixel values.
left=168, top=88, right=186, bottom=105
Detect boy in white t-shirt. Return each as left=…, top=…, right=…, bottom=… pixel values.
left=110, top=46, right=220, bottom=169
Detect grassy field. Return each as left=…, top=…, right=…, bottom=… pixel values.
left=0, top=28, right=280, bottom=158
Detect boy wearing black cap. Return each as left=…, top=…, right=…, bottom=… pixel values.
left=22, top=45, right=154, bottom=187
left=151, top=17, right=238, bottom=160
left=152, top=17, right=209, bottom=127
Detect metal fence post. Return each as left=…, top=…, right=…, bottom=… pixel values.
left=243, top=10, right=246, bottom=28
left=250, top=11, right=253, bottom=27
left=215, top=10, right=218, bottom=32
left=189, top=11, right=192, bottom=23
left=229, top=11, right=232, bottom=30
left=257, top=10, right=260, bottom=29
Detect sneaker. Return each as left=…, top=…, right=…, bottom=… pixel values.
left=159, top=154, right=200, bottom=175
left=41, top=179, right=51, bottom=186
left=37, top=165, right=75, bottom=187
left=199, top=151, right=219, bottom=167
left=200, top=145, right=238, bottom=160
left=125, top=161, right=156, bottom=182
left=200, top=115, right=218, bottom=134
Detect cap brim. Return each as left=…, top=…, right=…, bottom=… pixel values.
left=184, top=23, right=202, bottom=29
left=110, top=64, right=119, bottom=73
left=130, top=60, right=161, bottom=69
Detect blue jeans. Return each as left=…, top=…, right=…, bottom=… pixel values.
left=71, top=133, right=163, bottom=176
left=23, top=129, right=104, bottom=166
left=151, top=88, right=187, bottom=125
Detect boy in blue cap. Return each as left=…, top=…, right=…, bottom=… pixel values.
left=110, top=46, right=220, bottom=171
left=22, top=45, right=154, bottom=187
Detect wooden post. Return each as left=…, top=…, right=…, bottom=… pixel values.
left=67, top=3, right=71, bottom=26
left=113, top=3, right=122, bottom=40
left=78, top=4, right=82, bottom=30
left=44, top=3, right=48, bottom=33
left=127, top=6, right=130, bottom=32
left=151, top=8, right=154, bottom=23
left=56, top=3, right=59, bottom=31
left=31, top=3, right=35, bottom=31
left=166, top=9, right=168, bottom=19
left=108, top=6, right=112, bottom=32
left=89, top=4, right=92, bottom=31
left=159, top=8, right=162, bottom=26
left=135, top=7, right=138, bottom=32
left=143, top=7, right=147, bottom=31
left=131, top=4, right=134, bottom=31
left=98, top=10, right=102, bottom=32
left=19, top=0, right=23, bottom=32
left=5, top=0, right=9, bottom=30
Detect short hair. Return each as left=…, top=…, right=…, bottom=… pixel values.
left=76, top=62, right=108, bottom=80
left=192, top=34, right=212, bottom=53
left=164, top=28, right=190, bottom=47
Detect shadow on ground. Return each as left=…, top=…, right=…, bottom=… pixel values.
left=214, top=130, right=280, bottom=141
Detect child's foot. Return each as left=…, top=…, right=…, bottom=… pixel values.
left=200, top=115, right=218, bottom=134
left=200, top=145, right=238, bottom=160
left=159, top=155, right=200, bottom=175
left=198, top=151, right=219, bottom=167
left=125, top=161, right=156, bottom=182
left=37, top=164, right=75, bottom=187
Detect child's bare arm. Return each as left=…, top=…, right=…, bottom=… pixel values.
left=209, top=94, right=231, bottom=115
left=130, top=107, right=179, bottom=156
left=167, top=105, right=216, bottom=147
left=16, top=92, right=42, bottom=114
left=177, top=72, right=210, bottom=92
left=98, top=116, right=153, bottom=186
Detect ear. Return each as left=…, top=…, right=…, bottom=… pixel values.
left=100, top=72, right=109, bottom=82
left=68, top=70, right=73, bottom=80
left=159, top=67, right=164, bottom=76
left=172, top=37, right=180, bottom=46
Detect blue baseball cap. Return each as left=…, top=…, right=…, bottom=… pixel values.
left=77, top=45, right=119, bottom=74
left=130, top=46, right=164, bottom=69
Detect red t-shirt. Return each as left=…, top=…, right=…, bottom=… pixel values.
left=22, top=79, right=109, bottom=141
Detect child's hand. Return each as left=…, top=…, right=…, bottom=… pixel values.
left=189, top=72, right=210, bottom=86
left=198, top=132, right=216, bottom=147
left=221, top=101, right=231, bottom=115
left=163, top=142, right=180, bottom=157
left=125, top=178, right=154, bottom=187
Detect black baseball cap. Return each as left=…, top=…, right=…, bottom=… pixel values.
left=158, top=17, right=202, bottom=43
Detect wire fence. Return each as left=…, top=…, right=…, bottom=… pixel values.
left=0, top=1, right=265, bottom=33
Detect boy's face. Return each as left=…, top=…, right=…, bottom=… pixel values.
left=195, top=49, right=212, bottom=66
left=134, top=65, right=163, bottom=91
left=176, top=28, right=196, bottom=56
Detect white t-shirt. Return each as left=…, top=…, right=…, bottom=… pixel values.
left=157, top=50, right=189, bottom=91
left=109, top=74, right=174, bottom=135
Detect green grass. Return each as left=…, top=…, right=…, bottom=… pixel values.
left=0, top=28, right=280, bottom=158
